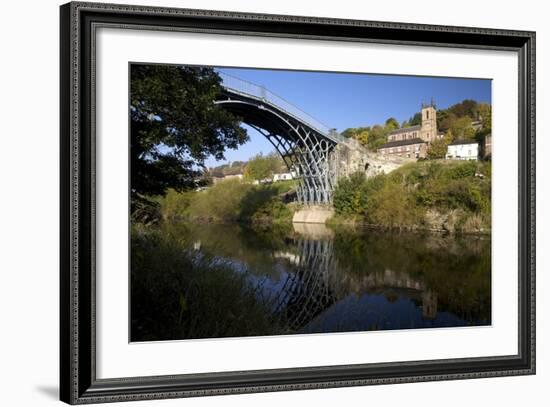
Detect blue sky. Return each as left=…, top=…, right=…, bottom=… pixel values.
left=206, top=67, right=491, bottom=167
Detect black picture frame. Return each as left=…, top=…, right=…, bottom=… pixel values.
left=60, top=2, right=536, bottom=404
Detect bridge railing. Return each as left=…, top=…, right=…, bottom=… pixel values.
left=218, top=71, right=344, bottom=142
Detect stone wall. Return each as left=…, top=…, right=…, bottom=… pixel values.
left=329, top=138, right=413, bottom=183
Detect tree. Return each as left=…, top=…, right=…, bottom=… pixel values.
left=367, top=125, right=388, bottom=151
left=341, top=128, right=356, bottom=138
left=450, top=116, right=473, bottom=139
left=409, top=112, right=422, bottom=126
left=130, top=64, right=248, bottom=212
left=427, top=130, right=452, bottom=159
left=439, top=112, right=457, bottom=133
left=333, top=172, right=368, bottom=215
left=477, top=103, right=492, bottom=134
left=355, top=129, right=369, bottom=146
left=243, top=152, right=283, bottom=181
left=448, top=99, right=478, bottom=119
left=385, top=117, right=399, bottom=132
left=464, top=127, right=477, bottom=139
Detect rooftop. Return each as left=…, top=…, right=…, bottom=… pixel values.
left=379, top=137, right=426, bottom=149
left=449, top=139, right=479, bottom=146
left=388, top=125, right=421, bottom=135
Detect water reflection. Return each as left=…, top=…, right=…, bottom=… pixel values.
left=131, top=222, right=490, bottom=341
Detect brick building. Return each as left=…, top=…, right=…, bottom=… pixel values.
left=378, top=102, right=440, bottom=159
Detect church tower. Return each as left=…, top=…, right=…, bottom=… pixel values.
left=420, top=101, right=437, bottom=143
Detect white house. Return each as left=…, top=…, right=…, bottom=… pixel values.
left=211, top=173, right=243, bottom=184
left=446, top=140, right=479, bottom=161
left=273, top=172, right=296, bottom=182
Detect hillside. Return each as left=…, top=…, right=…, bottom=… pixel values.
left=332, top=159, right=491, bottom=234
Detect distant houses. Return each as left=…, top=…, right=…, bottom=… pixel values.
left=378, top=102, right=441, bottom=159
left=273, top=172, right=295, bottom=182
left=445, top=133, right=491, bottom=161
left=378, top=102, right=491, bottom=161
left=252, top=171, right=296, bottom=185
left=445, top=140, right=479, bottom=160
left=211, top=171, right=296, bottom=186
left=211, top=173, right=243, bottom=185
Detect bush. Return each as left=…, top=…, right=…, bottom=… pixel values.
left=447, top=160, right=477, bottom=179
left=332, top=160, right=491, bottom=232
left=365, top=182, right=421, bottom=228
left=158, top=179, right=297, bottom=224
left=250, top=200, right=293, bottom=224
left=333, top=172, right=369, bottom=215
left=131, top=225, right=277, bottom=341
left=160, top=188, right=193, bottom=221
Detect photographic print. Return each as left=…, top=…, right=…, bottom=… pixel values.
left=129, top=64, right=492, bottom=342
left=60, top=5, right=535, bottom=402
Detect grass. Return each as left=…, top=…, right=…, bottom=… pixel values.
left=159, top=178, right=298, bottom=225
left=130, top=224, right=279, bottom=341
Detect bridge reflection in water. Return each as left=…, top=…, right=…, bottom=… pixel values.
left=185, top=222, right=491, bottom=336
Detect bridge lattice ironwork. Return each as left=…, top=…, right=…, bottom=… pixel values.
left=216, top=71, right=344, bottom=205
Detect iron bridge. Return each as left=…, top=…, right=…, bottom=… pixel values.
left=215, top=72, right=344, bottom=205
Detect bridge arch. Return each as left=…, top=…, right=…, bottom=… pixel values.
left=215, top=72, right=343, bottom=205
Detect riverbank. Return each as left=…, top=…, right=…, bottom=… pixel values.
left=159, top=178, right=298, bottom=225
left=327, top=215, right=490, bottom=235
left=331, top=160, right=491, bottom=235
left=151, top=159, right=491, bottom=235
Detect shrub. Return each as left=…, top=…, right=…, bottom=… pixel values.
left=159, top=178, right=297, bottom=224
left=160, top=188, right=193, bottom=221
left=186, top=179, right=252, bottom=222
left=130, top=226, right=276, bottom=341
left=332, top=160, right=491, bottom=232
left=365, top=182, right=420, bottom=228
left=250, top=200, right=293, bottom=224
left=447, top=160, right=477, bottom=180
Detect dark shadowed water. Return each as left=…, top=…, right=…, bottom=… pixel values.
left=130, top=222, right=491, bottom=341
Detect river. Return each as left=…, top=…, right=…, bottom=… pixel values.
left=130, top=222, right=491, bottom=341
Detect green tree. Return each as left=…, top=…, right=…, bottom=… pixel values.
left=409, top=112, right=422, bottom=126
left=333, top=172, right=369, bottom=215
left=130, top=64, right=248, bottom=215
left=427, top=130, right=453, bottom=159
left=368, top=125, right=388, bottom=151
left=341, top=128, right=357, bottom=138
left=243, top=153, right=283, bottom=181
left=477, top=103, right=492, bottom=134
left=385, top=117, right=399, bottom=132
left=450, top=116, right=474, bottom=140
left=355, top=129, right=369, bottom=146
left=439, top=113, right=457, bottom=134
left=464, top=127, right=477, bottom=139
left=447, top=99, right=478, bottom=119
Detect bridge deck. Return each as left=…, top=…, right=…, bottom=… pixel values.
left=218, top=71, right=344, bottom=144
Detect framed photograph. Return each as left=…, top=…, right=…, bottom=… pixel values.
left=60, top=1, right=535, bottom=404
